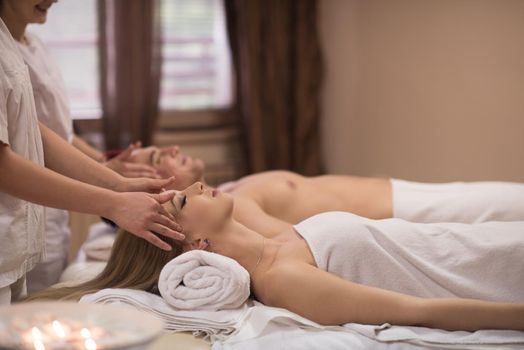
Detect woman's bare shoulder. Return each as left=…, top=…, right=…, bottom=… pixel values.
left=253, top=260, right=311, bottom=305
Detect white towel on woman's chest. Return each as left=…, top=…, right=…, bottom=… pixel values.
left=294, top=211, right=524, bottom=302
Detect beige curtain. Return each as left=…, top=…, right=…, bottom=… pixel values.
left=98, top=0, right=162, bottom=149
left=225, top=0, right=323, bottom=175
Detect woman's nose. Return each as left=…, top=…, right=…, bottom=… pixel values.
left=186, top=181, right=205, bottom=195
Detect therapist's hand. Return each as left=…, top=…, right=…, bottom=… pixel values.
left=105, top=143, right=160, bottom=179
left=116, top=176, right=176, bottom=193
left=108, top=190, right=185, bottom=250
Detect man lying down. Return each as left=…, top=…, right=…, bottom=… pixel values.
left=111, top=144, right=524, bottom=227
left=27, top=180, right=524, bottom=332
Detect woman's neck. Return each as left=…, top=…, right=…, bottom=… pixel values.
left=207, top=220, right=279, bottom=275
left=0, top=10, right=27, bottom=42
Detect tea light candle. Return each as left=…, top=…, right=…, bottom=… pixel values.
left=81, top=328, right=97, bottom=350
left=21, top=319, right=104, bottom=350
left=0, top=302, right=163, bottom=350
left=31, top=327, right=45, bottom=350
left=52, top=320, right=66, bottom=338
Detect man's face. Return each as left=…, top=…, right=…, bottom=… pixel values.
left=129, top=146, right=205, bottom=190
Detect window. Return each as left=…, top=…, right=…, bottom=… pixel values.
left=159, top=0, right=233, bottom=111
left=27, top=0, right=231, bottom=118
left=29, top=0, right=101, bottom=120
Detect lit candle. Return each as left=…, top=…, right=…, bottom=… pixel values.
left=84, top=338, right=97, bottom=350
left=31, top=327, right=42, bottom=340
left=80, top=327, right=91, bottom=339
left=31, top=327, right=45, bottom=350
left=52, top=320, right=66, bottom=338
left=33, top=339, right=45, bottom=350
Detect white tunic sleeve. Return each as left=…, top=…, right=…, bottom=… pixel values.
left=0, top=18, right=46, bottom=289
left=17, top=32, right=73, bottom=143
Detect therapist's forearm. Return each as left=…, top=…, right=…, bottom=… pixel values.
left=40, top=122, right=123, bottom=191
left=0, top=144, right=116, bottom=217
left=72, top=134, right=106, bottom=162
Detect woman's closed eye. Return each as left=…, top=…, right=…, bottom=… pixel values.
left=180, top=195, right=187, bottom=209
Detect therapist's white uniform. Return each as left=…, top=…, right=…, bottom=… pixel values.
left=0, top=19, right=45, bottom=304
left=17, top=31, right=73, bottom=293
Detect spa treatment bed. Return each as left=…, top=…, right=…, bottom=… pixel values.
left=59, top=249, right=524, bottom=350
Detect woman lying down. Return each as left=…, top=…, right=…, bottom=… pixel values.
left=28, top=182, right=524, bottom=331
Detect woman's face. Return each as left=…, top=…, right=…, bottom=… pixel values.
left=1, top=0, right=57, bottom=25
left=130, top=146, right=205, bottom=190
left=163, top=181, right=234, bottom=239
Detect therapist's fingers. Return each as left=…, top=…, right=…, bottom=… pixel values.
left=157, top=202, right=176, bottom=222
left=113, top=144, right=135, bottom=161
left=147, top=177, right=176, bottom=193
left=120, top=170, right=159, bottom=179
left=150, top=189, right=176, bottom=202
left=154, top=209, right=183, bottom=233
left=125, top=162, right=157, bottom=172
left=150, top=222, right=185, bottom=241
left=142, top=230, right=172, bottom=251
left=122, top=162, right=159, bottom=177
left=127, top=177, right=175, bottom=193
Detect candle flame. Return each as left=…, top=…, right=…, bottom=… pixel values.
left=80, top=328, right=91, bottom=338
left=52, top=320, right=66, bottom=338
left=31, top=327, right=42, bottom=340
left=33, top=339, right=45, bottom=350
left=84, top=338, right=97, bottom=350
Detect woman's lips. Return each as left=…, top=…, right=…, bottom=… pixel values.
left=212, top=189, right=219, bottom=197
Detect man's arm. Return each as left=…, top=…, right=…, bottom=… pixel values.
left=261, top=262, right=524, bottom=331
left=0, top=144, right=183, bottom=250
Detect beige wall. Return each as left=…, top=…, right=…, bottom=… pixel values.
left=319, top=0, right=524, bottom=182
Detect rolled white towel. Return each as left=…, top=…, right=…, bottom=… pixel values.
left=159, top=250, right=250, bottom=311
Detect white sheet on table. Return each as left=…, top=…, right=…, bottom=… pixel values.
left=214, top=301, right=524, bottom=350
left=80, top=290, right=524, bottom=349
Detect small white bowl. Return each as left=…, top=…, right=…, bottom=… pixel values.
left=0, top=301, right=164, bottom=350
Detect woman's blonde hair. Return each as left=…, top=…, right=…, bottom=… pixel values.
left=26, top=230, right=184, bottom=301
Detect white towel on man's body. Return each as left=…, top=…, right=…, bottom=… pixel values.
left=391, top=179, right=524, bottom=223
left=159, top=250, right=251, bottom=311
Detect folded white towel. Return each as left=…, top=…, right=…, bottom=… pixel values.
left=158, top=250, right=251, bottom=311
left=80, top=288, right=250, bottom=342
